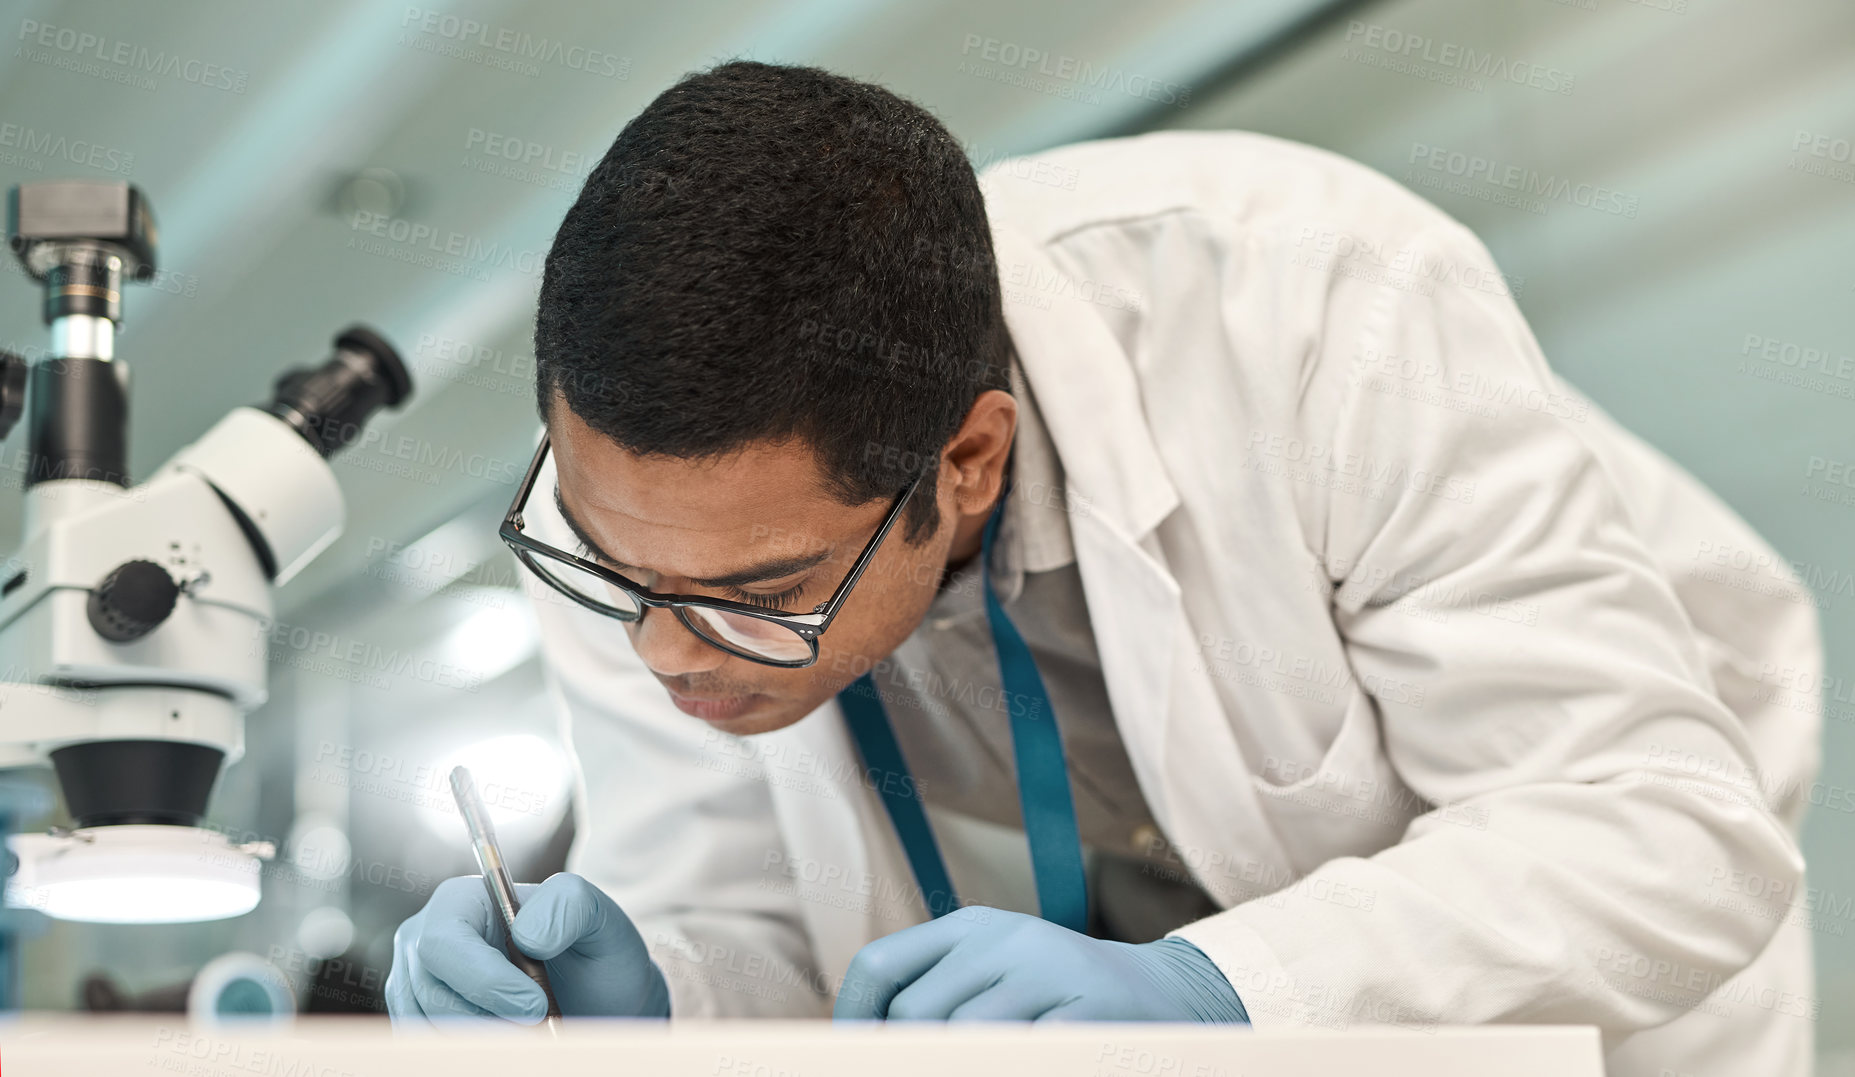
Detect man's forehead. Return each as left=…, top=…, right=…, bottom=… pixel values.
left=554, top=425, right=827, bottom=522
left=548, top=418, right=847, bottom=578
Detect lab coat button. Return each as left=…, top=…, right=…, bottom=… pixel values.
left=1129, top=823, right=1163, bottom=856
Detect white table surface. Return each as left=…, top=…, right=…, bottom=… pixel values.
left=0, top=1015, right=1607, bottom=1077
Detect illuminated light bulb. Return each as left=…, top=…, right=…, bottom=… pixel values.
left=6, top=824, right=267, bottom=923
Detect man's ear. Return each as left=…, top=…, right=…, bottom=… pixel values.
left=940, top=388, right=1017, bottom=518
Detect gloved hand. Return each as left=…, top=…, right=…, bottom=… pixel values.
left=834, top=906, right=1248, bottom=1022
left=386, top=872, right=671, bottom=1025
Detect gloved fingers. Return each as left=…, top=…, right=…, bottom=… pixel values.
left=1030, top=995, right=1101, bottom=1022
left=386, top=916, right=430, bottom=1026
left=510, top=873, right=626, bottom=961
left=383, top=955, right=433, bottom=1029
left=406, top=971, right=493, bottom=1015
left=834, top=907, right=995, bottom=1020
left=414, top=877, right=550, bottom=1020
left=945, top=976, right=1068, bottom=1021
left=408, top=964, right=500, bottom=1023
left=414, top=875, right=507, bottom=951
left=886, top=950, right=1006, bottom=1020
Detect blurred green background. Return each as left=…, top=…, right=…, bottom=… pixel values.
left=0, top=0, right=1848, bottom=1063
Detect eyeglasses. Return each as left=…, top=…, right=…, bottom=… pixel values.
left=500, top=435, right=928, bottom=668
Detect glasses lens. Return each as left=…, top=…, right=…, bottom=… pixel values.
left=512, top=452, right=642, bottom=617
left=680, top=606, right=814, bottom=663
left=519, top=549, right=643, bottom=617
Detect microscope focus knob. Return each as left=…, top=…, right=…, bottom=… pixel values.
left=88, top=559, right=180, bottom=643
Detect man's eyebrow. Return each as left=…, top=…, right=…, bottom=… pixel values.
left=552, top=485, right=835, bottom=588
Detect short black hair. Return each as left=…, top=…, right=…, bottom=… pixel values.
left=535, top=60, right=1013, bottom=544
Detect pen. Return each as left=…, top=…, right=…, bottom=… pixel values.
left=449, top=764, right=564, bottom=1036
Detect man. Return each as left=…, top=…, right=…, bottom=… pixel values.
left=386, top=61, right=1821, bottom=1075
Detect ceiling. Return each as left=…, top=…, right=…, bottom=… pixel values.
left=0, top=0, right=1353, bottom=620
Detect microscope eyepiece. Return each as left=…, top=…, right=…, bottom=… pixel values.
left=264, top=325, right=413, bottom=458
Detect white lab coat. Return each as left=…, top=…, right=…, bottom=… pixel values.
left=536, top=131, right=1821, bottom=1077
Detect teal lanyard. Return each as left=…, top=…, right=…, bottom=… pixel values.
left=835, top=483, right=1089, bottom=932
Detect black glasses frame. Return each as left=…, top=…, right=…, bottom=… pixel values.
left=500, top=434, right=927, bottom=668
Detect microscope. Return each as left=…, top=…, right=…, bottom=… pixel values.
left=0, top=179, right=411, bottom=924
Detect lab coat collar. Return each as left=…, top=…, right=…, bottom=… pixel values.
left=988, top=220, right=1296, bottom=892
left=989, top=224, right=1181, bottom=545
left=987, top=356, right=1076, bottom=605
left=788, top=223, right=1278, bottom=958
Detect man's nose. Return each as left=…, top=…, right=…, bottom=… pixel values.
left=629, top=607, right=729, bottom=678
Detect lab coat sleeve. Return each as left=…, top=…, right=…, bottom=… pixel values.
left=1169, top=221, right=1807, bottom=1038
left=530, top=585, right=830, bottom=1017
left=1558, top=381, right=1824, bottom=832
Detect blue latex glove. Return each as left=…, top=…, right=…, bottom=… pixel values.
left=834, top=906, right=1249, bottom=1022
left=385, top=872, right=671, bottom=1025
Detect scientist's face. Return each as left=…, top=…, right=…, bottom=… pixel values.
left=545, top=389, right=1016, bottom=736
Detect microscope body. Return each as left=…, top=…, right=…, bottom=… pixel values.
left=0, top=179, right=410, bottom=922
left=0, top=405, right=347, bottom=778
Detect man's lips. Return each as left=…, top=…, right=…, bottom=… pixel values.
left=665, top=687, right=760, bottom=722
